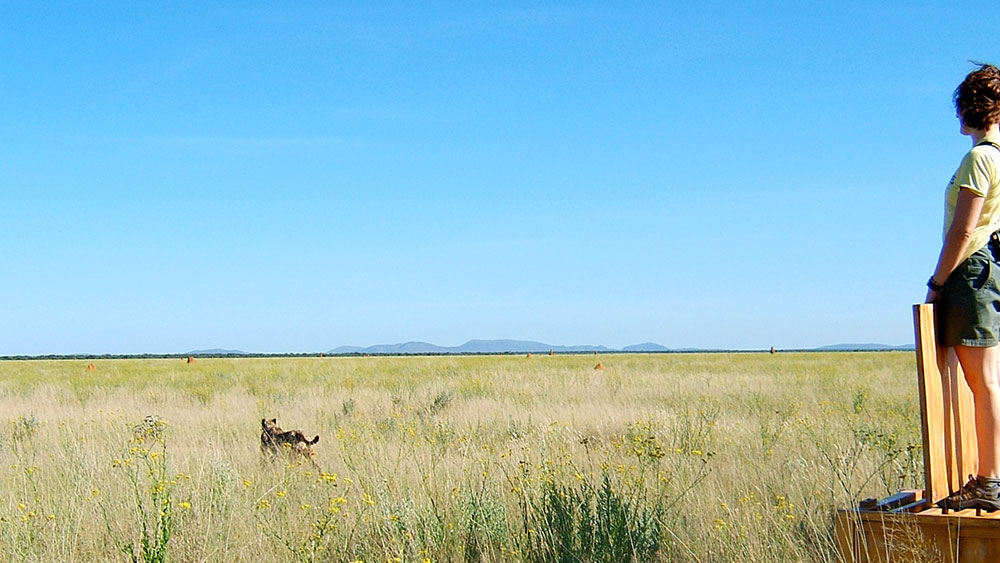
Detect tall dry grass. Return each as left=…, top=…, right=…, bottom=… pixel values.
left=0, top=353, right=920, bottom=561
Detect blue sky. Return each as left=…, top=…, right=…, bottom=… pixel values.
left=2, top=2, right=996, bottom=354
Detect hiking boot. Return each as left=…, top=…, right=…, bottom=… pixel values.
left=937, top=475, right=977, bottom=509
left=941, top=475, right=1000, bottom=512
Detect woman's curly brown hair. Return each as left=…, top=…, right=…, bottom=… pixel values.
left=954, top=62, right=1000, bottom=130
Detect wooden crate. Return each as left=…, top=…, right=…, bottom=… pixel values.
left=835, top=304, right=1000, bottom=562
left=836, top=503, right=1000, bottom=562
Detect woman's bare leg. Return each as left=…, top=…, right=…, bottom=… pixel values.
left=955, top=344, right=1000, bottom=478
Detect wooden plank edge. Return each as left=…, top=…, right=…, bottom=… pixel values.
left=842, top=507, right=1000, bottom=525
left=914, top=303, right=948, bottom=503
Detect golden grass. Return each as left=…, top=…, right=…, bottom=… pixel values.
left=0, top=352, right=920, bottom=561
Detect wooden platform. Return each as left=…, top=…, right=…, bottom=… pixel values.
left=835, top=304, right=1000, bottom=562
left=836, top=504, right=1000, bottom=562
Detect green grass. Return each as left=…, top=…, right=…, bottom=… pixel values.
left=0, top=352, right=921, bottom=561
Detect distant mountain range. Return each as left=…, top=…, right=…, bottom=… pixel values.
left=621, top=342, right=671, bottom=352
left=186, top=348, right=248, bottom=355
left=182, top=341, right=913, bottom=357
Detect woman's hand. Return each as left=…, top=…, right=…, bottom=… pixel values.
left=926, top=288, right=941, bottom=303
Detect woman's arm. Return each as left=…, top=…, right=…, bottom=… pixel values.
left=927, top=187, right=986, bottom=302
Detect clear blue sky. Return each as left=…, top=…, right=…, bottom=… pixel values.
left=2, top=2, right=996, bottom=355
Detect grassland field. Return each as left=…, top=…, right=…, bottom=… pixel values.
left=0, top=352, right=921, bottom=562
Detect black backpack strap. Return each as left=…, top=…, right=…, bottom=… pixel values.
left=979, top=140, right=1000, bottom=241
left=977, top=140, right=1000, bottom=152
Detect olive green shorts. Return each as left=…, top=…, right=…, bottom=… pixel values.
left=937, top=243, right=1000, bottom=347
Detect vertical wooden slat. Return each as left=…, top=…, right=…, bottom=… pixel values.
left=913, top=303, right=979, bottom=504
left=915, top=304, right=949, bottom=502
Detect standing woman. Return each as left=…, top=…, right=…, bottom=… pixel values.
left=927, top=63, right=1000, bottom=511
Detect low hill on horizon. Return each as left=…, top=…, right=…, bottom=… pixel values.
left=187, top=348, right=247, bottom=355
left=621, top=342, right=670, bottom=352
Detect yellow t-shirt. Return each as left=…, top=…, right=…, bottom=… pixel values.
left=944, top=133, right=1000, bottom=263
